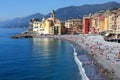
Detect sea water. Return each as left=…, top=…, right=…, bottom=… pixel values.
left=0, top=28, right=82, bottom=80
left=0, top=28, right=105, bottom=80
left=72, top=46, right=89, bottom=80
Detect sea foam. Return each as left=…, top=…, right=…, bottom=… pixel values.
left=71, top=44, right=89, bottom=80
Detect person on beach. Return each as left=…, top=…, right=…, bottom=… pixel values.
left=77, top=55, right=80, bottom=59
left=93, top=61, right=97, bottom=65
left=117, top=52, right=120, bottom=59
left=111, top=68, right=114, bottom=73
left=100, top=68, right=103, bottom=75
left=85, top=59, right=89, bottom=65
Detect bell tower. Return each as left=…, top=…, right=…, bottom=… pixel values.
left=42, top=16, right=46, bottom=21
left=50, top=10, right=55, bottom=20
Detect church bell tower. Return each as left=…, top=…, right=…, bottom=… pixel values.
left=50, top=10, right=55, bottom=22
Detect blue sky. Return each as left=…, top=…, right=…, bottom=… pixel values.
left=0, top=0, right=120, bottom=21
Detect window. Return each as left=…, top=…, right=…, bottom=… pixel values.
left=41, top=29, right=44, bottom=31
left=35, top=26, right=38, bottom=28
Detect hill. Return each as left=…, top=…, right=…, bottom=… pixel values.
left=0, top=1, right=120, bottom=28
left=54, top=1, right=120, bottom=21
left=0, top=13, right=44, bottom=28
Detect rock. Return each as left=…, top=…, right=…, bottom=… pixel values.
left=11, top=33, right=33, bottom=39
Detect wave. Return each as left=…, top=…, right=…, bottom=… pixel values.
left=71, top=44, right=89, bottom=80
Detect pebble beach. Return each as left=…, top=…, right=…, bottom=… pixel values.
left=12, top=33, right=120, bottom=80
left=56, top=34, right=120, bottom=80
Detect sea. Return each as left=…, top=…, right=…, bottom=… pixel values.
left=0, top=28, right=105, bottom=80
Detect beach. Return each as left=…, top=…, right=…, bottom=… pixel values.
left=55, top=34, right=120, bottom=80
left=12, top=32, right=120, bottom=80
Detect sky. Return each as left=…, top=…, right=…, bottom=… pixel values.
left=0, top=0, right=120, bottom=21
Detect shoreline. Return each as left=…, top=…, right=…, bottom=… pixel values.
left=69, top=41, right=106, bottom=80
left=72, top=41, right=114, bottom=80
left=70, top=39, right=115, bottom=80
left=60, top=37, right=112, bottom=80
left=56, top=34, right=120, bottom=80
left=11, top=33, right=120, bottom=80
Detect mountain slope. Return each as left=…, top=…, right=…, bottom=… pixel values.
left=53, top=1, right=120, bottom=21
left=0, top=13, right=44, bottom=28
left=0, top=1, right=120, bottom=28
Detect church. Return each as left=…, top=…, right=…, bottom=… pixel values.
left=29, top=10, right=65, bottom=35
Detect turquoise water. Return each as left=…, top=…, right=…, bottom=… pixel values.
left=0, top=28, right=82, bottom=80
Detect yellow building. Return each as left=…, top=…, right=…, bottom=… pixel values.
left=104, top=15, right=109, bottom=30
left=65, top=19, right=82, bottom=34
left=29, top=10, right=65, bottom=35
left=117, top=12, right=120, bottom=32
left=104, top=10, right=114, bottom=31
left=102, top=20, right=105, bottom=31
left=91, top=14, right=98, bottom=28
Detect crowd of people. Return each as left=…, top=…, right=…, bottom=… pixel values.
left=58, top=34, right=120, bottom=78
left=60, top=34, right=120, bottom=62
left=36, top=34, right=120, bottom=79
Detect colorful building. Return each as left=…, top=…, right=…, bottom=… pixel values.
left=29, top=18, right=40, bottom=32
left=116, top=12, right=120, bottom=32
left=65, top=19, right=82, bottom=34
left=104, top=10, right=112, bottom=31
left=82, top=8, right=120, bottom=34
left=29, top=10, right=65, bottom=35
left=82, top=16, right=90, bottom=34
left=90, top=13, right=99, bottom=33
